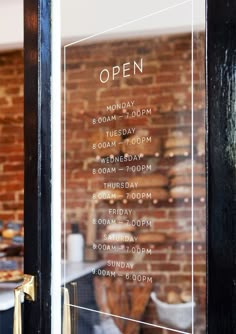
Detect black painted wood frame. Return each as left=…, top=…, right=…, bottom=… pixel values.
left=207, top=0, right=236, bottom=333
left=24, top=0, right=52, bottom=333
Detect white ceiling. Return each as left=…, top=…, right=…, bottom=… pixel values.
left=0, top=0, right=205, bottom=50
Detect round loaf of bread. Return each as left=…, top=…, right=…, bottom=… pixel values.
left=170, top=175, right=205, bottom=187
left=128, top=174, right=168, bottom=188
left=167, top=291, right=182, bottom=304
left=164, top=132, right=190, bottom=149
left=128, top=187, right=169, bottom=201
left=106, top=223, right=135, bottom=233
left=168, top=160, right=204, bottom=177
left=2, top=229, right=17, bottom=239
left=180, top=290, right=192, bottom=303
left=169, top=231, right=202, bottom=242
left=122, top=130, right=161, bottom=156
left=137, top=232, right=166, bottom=243
left=170, top=186, right=205, bottom=199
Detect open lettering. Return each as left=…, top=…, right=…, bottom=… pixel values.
left=99, top=58, right=143, bottom=83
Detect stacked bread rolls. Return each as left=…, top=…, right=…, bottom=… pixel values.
left=164, top=131, right=190, bottom=158
left=168, top=160, right=205, bottom=199
left=127, top=174, right=169, bottom=201
left=122, top=129, right=161, bottom=156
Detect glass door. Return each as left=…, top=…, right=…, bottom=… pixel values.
left=61, top=1, right=206, bottom=333
left=20, top=0, right=236, bottom=333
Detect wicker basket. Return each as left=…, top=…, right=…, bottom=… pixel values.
left=151, top=292, right=195, bottom=331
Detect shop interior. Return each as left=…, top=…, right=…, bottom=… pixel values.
left=0, top=1, right=206, bottom=333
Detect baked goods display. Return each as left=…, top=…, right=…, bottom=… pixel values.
left=128, top=187, right=169, bottom=201
left=0, top=222, right=23, bottom=241
left=166, top=290, right=192, bottom=304
left=170, top=186, right=205, bottom=199
left=106, top=222, right=135, bottom=233
left=164, top=131, right=190, bottom=158
left=0, top=269, right=23, bottom=283
left=169, top=175, right=205, bottom=187
left=2, top=222, right=21, bottom=239
left=168, top=160, right=205, bottom=199
left=127, top=173, right=169, bottom=201
left=94, top=277, right=152, bottom=334
left=128, top=174, right=168, bottom=188
left=0, top=222, right=24, bottom=282
left=137, top=232, right=166, bottom=243
left=168, top=159, right=205, bottom=177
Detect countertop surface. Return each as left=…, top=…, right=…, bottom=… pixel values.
left=0, top=260, right=105, bottom=311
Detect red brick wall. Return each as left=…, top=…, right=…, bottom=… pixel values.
left=0, top=50, right=24, bottom=222
left=0, top=32, right=206, bottom=333
left=63, top=32, right=206, bottom=333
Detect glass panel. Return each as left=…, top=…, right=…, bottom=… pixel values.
left=62, top=1, right=205, bottom=333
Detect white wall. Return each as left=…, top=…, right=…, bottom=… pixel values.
left=62, top=0, right=205, bottom=46
left=0, top=0, right=23, bottom=50
left=0, top=0, right=205, bottom=50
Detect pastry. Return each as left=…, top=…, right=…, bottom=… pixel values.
left=128, top=174, right=168, bottom=188
left=106, top=223, right=135, bottom=233
left=137, top=232, right=166, bottom=243
left=128, top=187, right=169, bottom=201
left=122, top=130, right=161, bottom=156
left=170, top=175, right=205, bottom=187
left=168, top=160, right=205, bottom=177
left=164, top=131, right=190, bottom=149
left=167, top=291, right=182, bottom=304
left=181, top=290, right=192, bottom=303
left=170, top=186, right=205, bottom=199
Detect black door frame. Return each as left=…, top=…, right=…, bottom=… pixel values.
left=24, top=0, right=52, bottom=333
left=207, top=0, right=236, bottom=332
left=23, top=0, right=236, bottom=333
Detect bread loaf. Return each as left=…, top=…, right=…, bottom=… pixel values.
left=128, top=187, right=169, bottom=201
left=137, top=232, right=166, bottom=243
left=180, top=290, right=192, bottom=303
left=106, top=223, right=135, bottom=233
left=170, top=175, right=205, bottom=187
left=122, top=130, right=161, bottom=156
left=164, top=132, right=190, bottom=149
left=170, top=186, right=205, bottom=199
left=128, top=174, right=168, bottom=188
left=167, top=291, right=182, bottom=304
left=168, top=160, right=205, bottom=177
left=2, top=229, right=18, bottom=239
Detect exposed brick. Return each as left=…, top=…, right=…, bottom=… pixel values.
left=0, top=34, right=206, bottom=334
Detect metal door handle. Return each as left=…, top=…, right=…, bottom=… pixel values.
left=62, top=287, right=71, bottom=334
left=13, top=274, right=36, bottom=334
